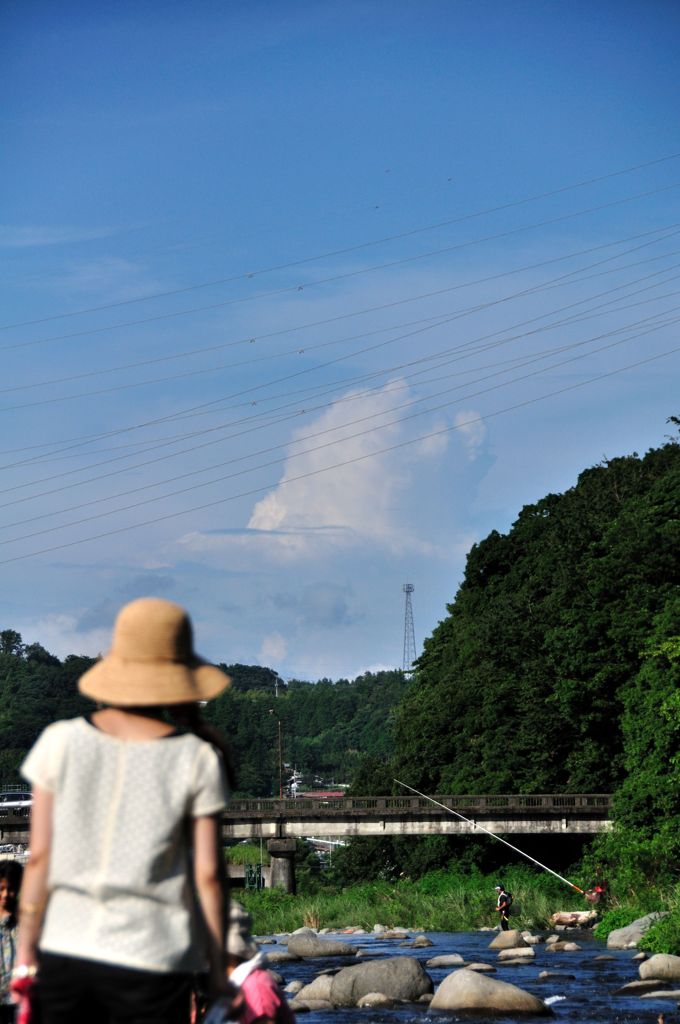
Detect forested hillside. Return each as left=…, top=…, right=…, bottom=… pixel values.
left=0, top=634, right=92, bottom=779
left=389, top=440, right=679, bottom=797
left=0, top=631, right=406, bottom=795
left=204, top=668, right=408, bottom=795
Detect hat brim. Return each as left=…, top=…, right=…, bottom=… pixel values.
left=78, top=653, right=230, bottom=706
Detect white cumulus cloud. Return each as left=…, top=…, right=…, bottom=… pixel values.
left=15, top=613, right=110, bottom=660
left=454, top=410, right=487, bottom=460
left=245, top=379, right=445, bottom=557
left=258, top=631, right=288, bottom=664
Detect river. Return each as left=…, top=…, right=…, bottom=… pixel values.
left=271, top=929, right=667, bottom=1024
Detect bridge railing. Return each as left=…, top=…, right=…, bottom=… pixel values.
left=226, top=794, right=612, bottom=816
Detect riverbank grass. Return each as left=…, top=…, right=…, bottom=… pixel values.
left=240, top=867, right=585, bottom=935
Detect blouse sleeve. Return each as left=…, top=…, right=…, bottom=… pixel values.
left=21, top=721, right=70, bottom=794
left=190, top=741, right=230, bottom=817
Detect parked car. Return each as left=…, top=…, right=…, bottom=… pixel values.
left=0, top=791, right=32, bottom=816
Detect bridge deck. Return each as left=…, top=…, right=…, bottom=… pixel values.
left=0, top=794, right=613, bottom=843
left=223, top=793, right=612, bottom=839
left=227, top=793, right=611, bottom=815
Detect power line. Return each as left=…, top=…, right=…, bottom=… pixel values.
left=2, top=308, right=678, bottom=539
left=4, top=226, right=680, bottom=398
left=3, top=232, right=679, bottom=421
left=1, top=343, right=676, bottom=566
left=5, top=314, right=672, bottom=529
left=2, top=222, right=677, bottom=458
left=3, top=180, right=680, bottom=355
left=3, top=150, right=679, bottom=333
left=3, top=263, right=679, bottom=494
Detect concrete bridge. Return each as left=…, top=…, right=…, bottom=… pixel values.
left=224, top=792, right=612, bottom=840
left=1, top=793, right=612, bottom=891
left=224, top=793, right=612, bottom=889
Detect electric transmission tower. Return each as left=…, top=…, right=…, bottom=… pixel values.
left=402, top=583, right=417, bottom=672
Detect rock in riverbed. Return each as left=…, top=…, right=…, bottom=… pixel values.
left=288, top=998, right=333, bottom=1012
left=425, top=954, right=465, bottom=968
left=498, top=947, right=535, bottom=961
left=550, top=910, right=598, bottom=927
left=430, top=968, right=552, bottom=1015
left=296, top=975, right=334, bottom=1002
left=287, top=933, right=357, bottom=958
left=356, top=992, right=395, bottom=1008
left=330, top=956, right=433, bottom=1006
left=613, top=979, right=670, bottom=995
left=639, top=953, right=680, bottom=982
left=607, top=912, right=669, bottom=949
left=266, top=951, right=301, bottom=964
left=489, top=929, right=528, bottom=950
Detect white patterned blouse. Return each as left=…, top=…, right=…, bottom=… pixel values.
left=21, top=717, right=229, bottom=974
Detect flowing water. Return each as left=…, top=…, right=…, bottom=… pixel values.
left=269, top=929, right=672, bottom=1024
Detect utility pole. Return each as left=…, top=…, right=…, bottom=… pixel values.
left=402, top=583, right=416, bottom=672
left=269, top=709, right=284, bottom=799
left=278, top=718, right=283, bottom=800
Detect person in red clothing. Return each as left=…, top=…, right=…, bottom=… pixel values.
left=226, top=904, right=294, bottom=1024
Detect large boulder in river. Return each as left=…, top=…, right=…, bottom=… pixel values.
left=287, top=933, right=357, bottom=957
left=639, top=953, right=680, bottom=982
left=296, top=975, right=334, bottom=1002
left=489, top=929, right=528, bottom=950
left=430, top=969, right=552, bottom=1015
left=330, top=956, right=432, bottom=1006
left=607, top=912, right=669, bottom=949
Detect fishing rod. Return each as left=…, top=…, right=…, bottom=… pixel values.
left=394, top=779, right=584, bottom=893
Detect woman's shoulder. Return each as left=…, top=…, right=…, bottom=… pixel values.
left=21, top=717, right=86, bottom=790
left=34, top=716, right=86, bottom=747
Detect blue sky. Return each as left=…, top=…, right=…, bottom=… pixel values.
left=1, top=1, right=679, bottom=678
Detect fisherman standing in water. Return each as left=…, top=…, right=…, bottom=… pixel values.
left=494, top=884, right=513, bottom=930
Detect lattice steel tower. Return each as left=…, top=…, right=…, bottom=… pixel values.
left=402, top=583, right=417, bottom=672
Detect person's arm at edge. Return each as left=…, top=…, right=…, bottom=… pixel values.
left=15, top=784, right=53, bottom=967
left=193, top=813, right=229, bottom=998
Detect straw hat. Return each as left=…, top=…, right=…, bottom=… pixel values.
left=79, top=597, right=231, bottom=706
left=227, top=902, right=258, bottom=960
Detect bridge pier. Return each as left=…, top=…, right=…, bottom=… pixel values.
left=267, top=838, right=296, bottom=893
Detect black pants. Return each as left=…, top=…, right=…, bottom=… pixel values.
left=37, top=953, right=192, bottom=1024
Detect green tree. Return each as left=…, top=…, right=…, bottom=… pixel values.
left=0, top=630, right=24, bottom=656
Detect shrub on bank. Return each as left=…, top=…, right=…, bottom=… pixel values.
left=639, top=911, right=680, bottom=955
left=636, top=888, right=680, bottom=955
left=593, top=906, right=649, bottom=943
